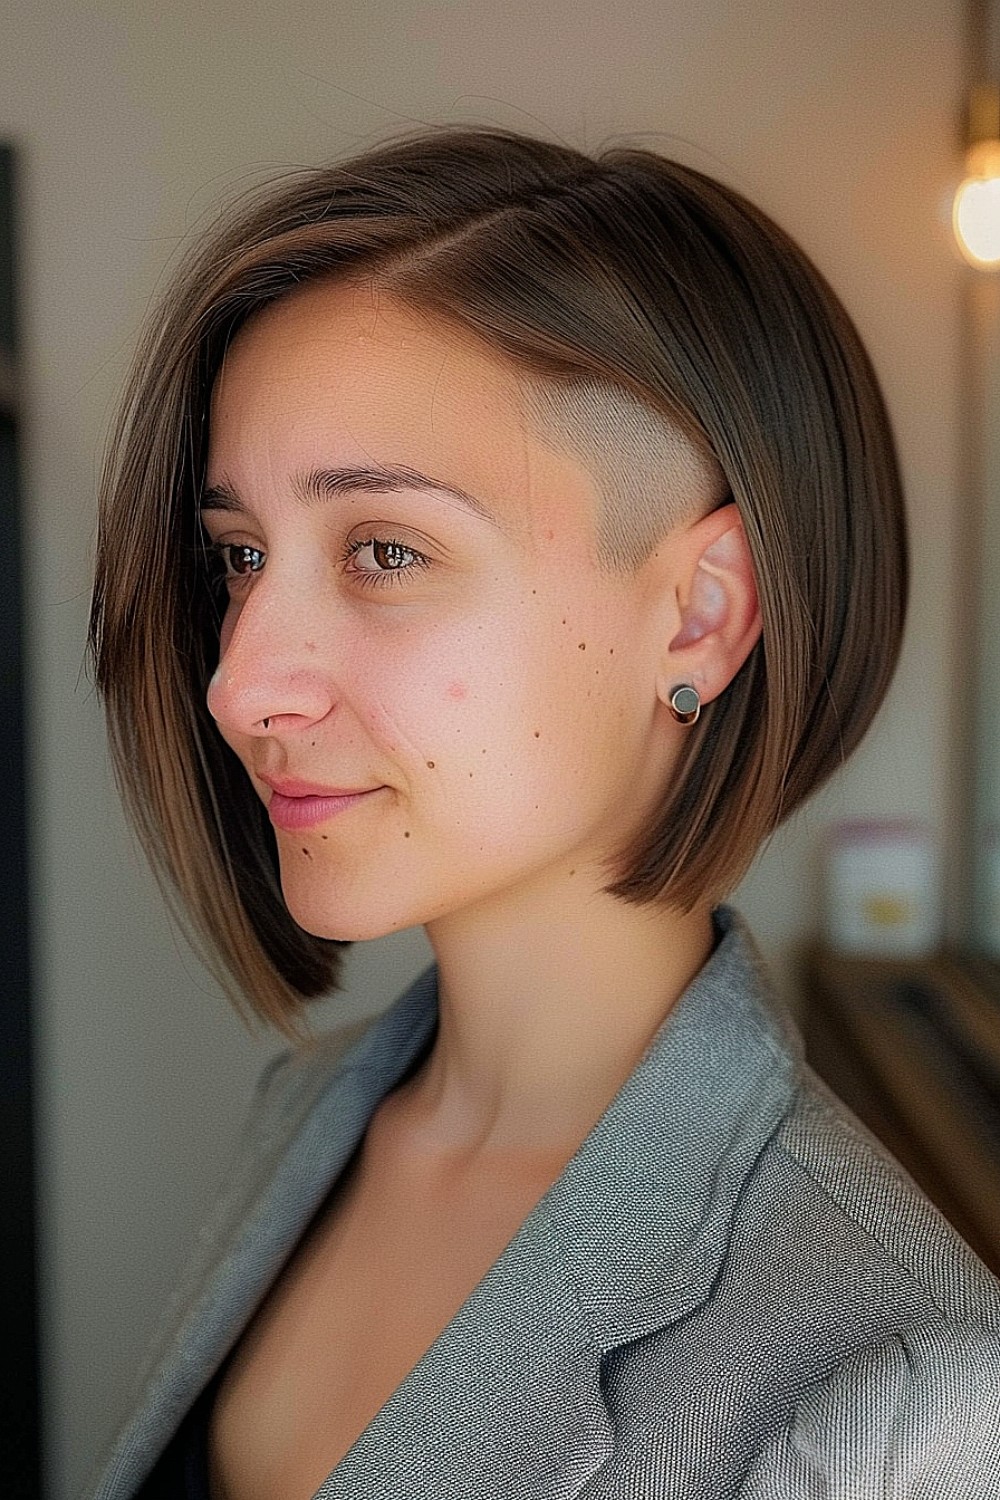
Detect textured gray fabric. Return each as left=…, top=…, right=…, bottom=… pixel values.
left=82, top=905, right=1000, bottom=1498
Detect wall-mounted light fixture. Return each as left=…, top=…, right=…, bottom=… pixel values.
left=954, top=80, right=1000, bottom=267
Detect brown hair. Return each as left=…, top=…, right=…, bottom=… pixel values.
left=88, top=123, right=907, bottom=1031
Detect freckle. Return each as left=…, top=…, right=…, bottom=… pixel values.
left=301, top=847, right=311, bottom=858
left=562, top=619, right=567, bottom=625
left=469, top=771, right=473, bottom=777
left=481, top=748, right=487, bottom=754
left=404, top=830, right=410, bottom=837
left=578, top=642, right=586, bottom=650
left=305, top=641, right=316, bottom=653
left=321, top=835, right=328, bottom=841
left=609, top=648, right=614, bottom=655
left=569, top=869, right=576, bottom=877
left=426, top=760, right=435, bottom=768
left=533, top=731, right=540, bottom=738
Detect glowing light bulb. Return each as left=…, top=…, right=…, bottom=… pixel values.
left=954, top=139, right=1000, bottom=269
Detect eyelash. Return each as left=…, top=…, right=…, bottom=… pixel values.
left=206, top=534, right=432, bottom=592
left=342, top=535, right=432, bottom=589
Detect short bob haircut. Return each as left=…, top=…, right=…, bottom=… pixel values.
left=89, top=124, right=907, bottom=1033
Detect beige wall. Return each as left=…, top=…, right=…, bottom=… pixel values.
left=971, top=276, right=1000, bottom=948
left=0, top=1, right=967, bottom=1494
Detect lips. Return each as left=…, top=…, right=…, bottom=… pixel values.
left=259, top=775, right=378, bottom=798
left=258, top=776, right=386, bottom=832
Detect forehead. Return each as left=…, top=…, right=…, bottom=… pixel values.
left=207, top=278, right=602, bottom=545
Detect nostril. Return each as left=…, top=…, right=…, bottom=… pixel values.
left=205, top=631, right=335, bottom=734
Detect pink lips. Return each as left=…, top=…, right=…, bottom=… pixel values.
left=260, top=777, right=385, bottom=832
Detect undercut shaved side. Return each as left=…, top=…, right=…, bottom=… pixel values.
left=518, top=374, right=729, bottom=572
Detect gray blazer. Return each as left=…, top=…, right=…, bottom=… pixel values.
left=85, top=905, right=1000, bottom=1498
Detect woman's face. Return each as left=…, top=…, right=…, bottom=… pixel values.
left=203, top=278, right=684, bottom=940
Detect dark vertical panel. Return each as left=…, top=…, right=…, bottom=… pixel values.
left=0, top=142, right=42, bottom=1498
left=0, top=144, right=13, bottom=345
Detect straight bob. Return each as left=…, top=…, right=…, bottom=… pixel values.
left=88, top=124, right=908, bottom=1031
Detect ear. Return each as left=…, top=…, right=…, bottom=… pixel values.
left=658, top=502, right=762, bottom=711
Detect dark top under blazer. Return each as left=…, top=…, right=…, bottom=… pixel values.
left=83, top=905, right=1000, bottom=1498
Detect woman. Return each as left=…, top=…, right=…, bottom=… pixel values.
left=85, top=125, right=1000, bottom=1498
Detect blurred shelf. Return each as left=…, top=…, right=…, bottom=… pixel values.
left=801, top=946, right=1000, bottom=1275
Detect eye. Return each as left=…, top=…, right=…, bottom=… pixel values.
left=207, top=541, right=266, bottom=588
left=343, top=535, right=431, bottom=589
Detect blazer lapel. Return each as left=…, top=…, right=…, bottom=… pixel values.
left=87, top=905, right=800, bottom=1500
left=86, top=971, right=441, bottom=1499
left=318, top=1196, right=617, bottom=1499
left=318, top=905, right=800, bottom=1498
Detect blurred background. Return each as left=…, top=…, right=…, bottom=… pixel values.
left=1, top=0, right=998, bottom=1495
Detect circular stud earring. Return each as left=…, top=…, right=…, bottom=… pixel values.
left=668, top=685, right=701, bottom=725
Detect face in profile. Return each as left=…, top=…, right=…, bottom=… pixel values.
left=202, top=278, right=688, bottom=942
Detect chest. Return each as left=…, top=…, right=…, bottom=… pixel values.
left=206, top=1129, right=566, bottom=1500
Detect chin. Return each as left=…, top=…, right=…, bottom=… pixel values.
left=280, top=882, right=414, bottom=944
left=287, top=905, right=397, bottom=944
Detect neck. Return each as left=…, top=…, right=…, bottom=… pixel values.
left=386, top=879, right=716, bottom=1164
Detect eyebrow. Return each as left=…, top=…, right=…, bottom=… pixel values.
left=199, top=463, right=507, bottom=531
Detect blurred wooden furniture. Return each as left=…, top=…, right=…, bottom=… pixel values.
left=801, top=946, right=1000, bottom=1276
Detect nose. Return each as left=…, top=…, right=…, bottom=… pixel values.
left=206, top=576, right=337, bottom=738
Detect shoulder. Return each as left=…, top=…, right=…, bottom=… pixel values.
left=242, top=957, right=439, bottom=1151
left=735, top=1319, right=1000, bottom=1497
left=769, top=1066, right=1000, bottom=1329
left=730, top=1070, right=1000, bottom=1494
left=602, top=1063, right=1000, bottom=1496
left=242, top=1011, right=378, bottom=1147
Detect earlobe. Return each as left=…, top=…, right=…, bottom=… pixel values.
left=663, top=505, right=762, bottom=708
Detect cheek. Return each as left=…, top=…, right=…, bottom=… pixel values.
left=347, top=570, right=638, bottom=792
left=366, top=610, right=626, bottom=806
left=216, top=597, right=240, bottom=660
left=355, top=622, right=530, bottom=780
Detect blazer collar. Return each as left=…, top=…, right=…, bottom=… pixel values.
left=341, top=902, right=802, bottom=1345
left=88, top=904, right=801, bottom=1499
